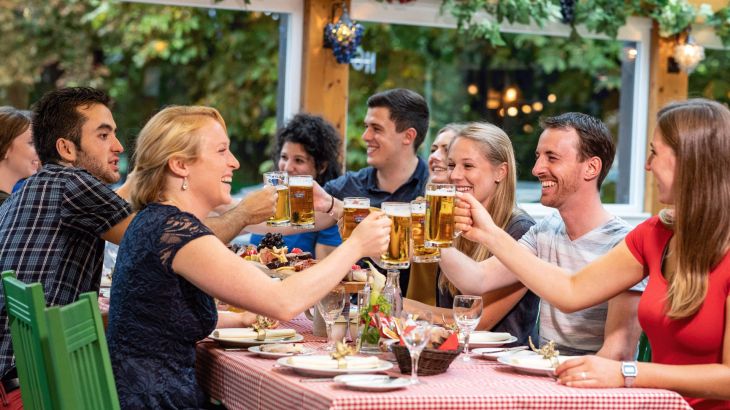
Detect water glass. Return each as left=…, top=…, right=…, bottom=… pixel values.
left=400, top=314, right=431, bottom=384
left=316, top=285, right=346, bottom=351
left=452, top=295, right=483, bottom=361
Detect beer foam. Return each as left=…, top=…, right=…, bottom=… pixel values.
left=289, top=177, right=313, bottom=187
left=426, top=189, right=455, bottom=196
left=275, top=185, right=288, bottom=191
left=383, top=206, right=411, bottom=217
left=345, top=203, right=369, bottom=209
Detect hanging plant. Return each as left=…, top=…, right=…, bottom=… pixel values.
left=436, top=0, right=730, bottom=47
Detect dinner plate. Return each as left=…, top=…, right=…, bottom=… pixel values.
left=248, top=345, right=313, bottom=359
left=333, top=374, right=410, bottom=391
left=460, top=332, right=518, bottom=347
left=472, top=346, right=530, bottom=360
left=209, top=333, right=304, bottom=348
left=276, top=356, right=393, bottom=377
left=497, top=354, right=575, bottom=376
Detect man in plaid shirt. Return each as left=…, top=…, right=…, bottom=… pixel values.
left=0, top=88, right=275, bottom=408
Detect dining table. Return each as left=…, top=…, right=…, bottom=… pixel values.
left=195, top=315, right=692, bottom=410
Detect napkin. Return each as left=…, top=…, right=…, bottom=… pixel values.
left=468, top=332, right=512, bottom=343
left=287, top=355, right=381, bottom=369
left=212, top=328, right=296, bottom=340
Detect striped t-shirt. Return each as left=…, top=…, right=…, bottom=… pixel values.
left=519, top=211, right=646, bottom=354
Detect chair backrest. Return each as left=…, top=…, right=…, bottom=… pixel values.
left=1, top=270, right=54, bottom=410
left=45, top=292, right=120, bottom=410
left=637, top=331, right=652, bottom=362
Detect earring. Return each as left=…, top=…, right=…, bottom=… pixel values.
left=181, top=177, right=189, bottom=191
left=495, top=179, right=501, bottom=184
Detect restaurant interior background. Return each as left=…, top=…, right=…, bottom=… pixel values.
left=1, top=0, right=728, bottom=219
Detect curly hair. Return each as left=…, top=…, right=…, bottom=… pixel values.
left=273, top=113, right=342, bottom=185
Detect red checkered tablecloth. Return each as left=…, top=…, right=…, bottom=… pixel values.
left=196, top=316, right=691, bottom=410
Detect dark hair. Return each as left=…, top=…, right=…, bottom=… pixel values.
left=0, top=107, right=32, bottom=159
left=367, top=88, right=429, bottom=152
left=273, top=113, right=342, bottom=185
left=32, top=87, right=112, bottom=164
left=539, top=112, right=615, bottom=189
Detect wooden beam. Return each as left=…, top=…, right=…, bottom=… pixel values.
left=644, top=21, right=689, bottom=215
left=301, top=0, right=350, bottom=167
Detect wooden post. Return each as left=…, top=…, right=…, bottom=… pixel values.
left=644, top=21, right=689, bottom=215
left=301, top=0, right=351, bottom=167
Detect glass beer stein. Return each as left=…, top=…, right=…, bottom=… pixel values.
left=342, top=197, right=370, bottom=240
left=410, top=199, right=440, bottom=263
left=263, top=171, right=290, bottom=226
left=380, top=202, right=411, bottom=269
left=425, top=183, right=455, bottom=248
left=289, top=175, right=315, bottom=228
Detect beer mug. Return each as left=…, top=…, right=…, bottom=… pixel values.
left=289, top=175, right=315, bottom=228
left=425, top=183, right=456, bottom=248
left=263, top=171, right=290, bottom=226
left=410, top=199, right=440, bottom=263
left=380, top=202, right=411, bottom=269
left=342, top=197, right=370, bottom=240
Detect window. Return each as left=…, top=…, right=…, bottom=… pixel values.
left=350, top=0, right=650, bottom=223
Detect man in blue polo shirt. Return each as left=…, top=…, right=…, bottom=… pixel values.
left=322, top=88, right=430, bottom=292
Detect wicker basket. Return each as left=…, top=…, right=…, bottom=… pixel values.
left=391, top=344, right=462, bottom=376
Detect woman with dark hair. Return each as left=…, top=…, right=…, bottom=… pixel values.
left=250, top=113, right=343, bottom=258
left=0, top=107, right=39, bottom=205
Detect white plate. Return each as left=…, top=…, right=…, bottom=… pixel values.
left=247, top=345, right=313, bottom=359
left=472, top=346, right=530, bottom=360
left=333, top=374, right=410, bottom=391
left=276, top=356, right=393, bottom=377
left=461, top=332, right=518, bottom=347
left=497, top=355, right=575, bottom=376
left=210, top=333, right=304, bottom=348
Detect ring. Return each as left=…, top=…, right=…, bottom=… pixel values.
left=580, top=371, right=587, bottom=380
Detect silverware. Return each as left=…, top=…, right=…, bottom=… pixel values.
left=299, top=378, right=334, bottom=383
left=481, top=346, right=528, bottom=355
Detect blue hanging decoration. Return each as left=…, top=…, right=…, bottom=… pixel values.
left=323, top=3, right=364, bottom=64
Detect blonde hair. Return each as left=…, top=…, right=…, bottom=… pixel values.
left=439, top=122, right=518, bottom=295
left=657, top=99, right=730, bottom=319
left=130, top=105, right=227, bottom=210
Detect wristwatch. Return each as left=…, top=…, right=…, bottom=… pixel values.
left=621, top=361, right=638, bottom=388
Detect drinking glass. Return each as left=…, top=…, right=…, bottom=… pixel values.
left=410, top=199, right=440, bottom=263
left=452, top=295, right=483, bottom=361
left=425, top=183, right=456, bottom=248
left=342, top=197, right=370, bottom=240
left=355, top=289, right=380, bottom=353
left=400, top=313, right=431, bottom=384
left=263, top=171, right=290, bottom=226
left=289, top=175, right=315, bottom=228
left=316, top=285, right=346, bottom=351
left=379, top=202, right=411, bottom=269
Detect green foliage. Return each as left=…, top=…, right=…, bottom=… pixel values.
left=0, top=1, right=280, bottom=187
left=441, top=0, right=730, bottom=46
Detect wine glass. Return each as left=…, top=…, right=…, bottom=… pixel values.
left=452, top=295, right=483, bottom=362
left=316, top=285, right=346, bottom=351
left=400, top=313, right=431, bottom=385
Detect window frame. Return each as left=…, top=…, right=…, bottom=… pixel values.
left=351, top=0, right=651, bottom=224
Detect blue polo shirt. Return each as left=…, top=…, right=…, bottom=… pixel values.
left=323, top=156, right=429, bottom=207
left=323, top=156, right=429, bottom=294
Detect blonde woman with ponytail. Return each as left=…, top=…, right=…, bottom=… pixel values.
left=453, top=99, right=730, bottom=408
left=405, top=122, right=538, bottom=345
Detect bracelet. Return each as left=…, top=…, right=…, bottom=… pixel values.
left=325, top=195, right=335, bottom=216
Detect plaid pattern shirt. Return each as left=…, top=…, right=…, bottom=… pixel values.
left=0, top=163, right=131, bottom=378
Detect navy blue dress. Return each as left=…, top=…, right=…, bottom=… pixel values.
left=107, top=203, right=217, bottom=409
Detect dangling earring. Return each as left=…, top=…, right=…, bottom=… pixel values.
left=181, top=177, right=189, bottom=191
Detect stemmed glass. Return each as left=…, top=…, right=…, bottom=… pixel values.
left=316, top=285, right=346, bottom=351
left=400, top=312, right=431, bottom=385
left=453, top=295, right=483, bottom=362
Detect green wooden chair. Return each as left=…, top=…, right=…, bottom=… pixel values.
left=637, top=331, right=652, bottom=362
left=44, top=292, right=120, bottom=410
left=1, top=270, right=54, bottom=410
